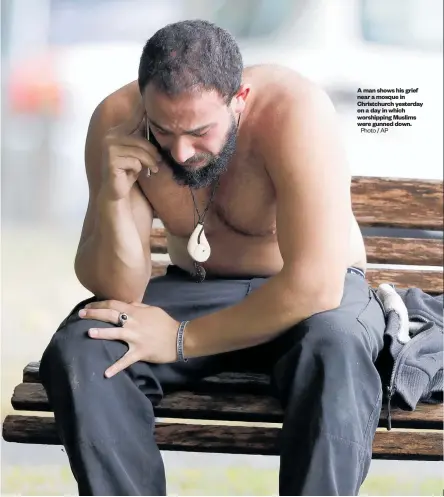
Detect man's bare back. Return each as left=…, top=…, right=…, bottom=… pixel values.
left=93, top=64, right=366, bottom=280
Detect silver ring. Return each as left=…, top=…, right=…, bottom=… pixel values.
left=146, top=168, right=151, bottom=177
left=117, top=312, right=129, bottom=327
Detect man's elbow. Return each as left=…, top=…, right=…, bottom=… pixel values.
left=310, top=270, right=345, bottom=311
left=298, top=284, right=343, bottom=317
left=315, top=288, right=343, bottom=313
left=282, top=268, right=344, bottom=315
left=80, top=281, right=145, bottom=304
left=74, top=265, right=146, bottom=304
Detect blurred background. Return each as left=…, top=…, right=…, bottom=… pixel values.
left=1, top=0, right=443, bottom=495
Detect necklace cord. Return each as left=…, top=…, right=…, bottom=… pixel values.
left=189, top=111, right=242, bottom=233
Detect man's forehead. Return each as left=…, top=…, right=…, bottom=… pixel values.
left=144, top=85, right=225, bottom=115
left=143, top=87, right=227, bottom=134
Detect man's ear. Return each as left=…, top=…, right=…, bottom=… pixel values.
left=231, top=83, right=251, bottom=114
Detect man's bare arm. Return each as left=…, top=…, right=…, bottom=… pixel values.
left=75, top=96, right=157, bottom=302
left=184, top=87, right=352, bottom=357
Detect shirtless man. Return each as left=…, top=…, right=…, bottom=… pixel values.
left=40, top=20, right=386, bottom=496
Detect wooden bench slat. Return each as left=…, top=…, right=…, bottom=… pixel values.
left=351, top=177, right=443, bottom=230
left=150, top=231, right=443, bottom=267
left=158, top=424, right=443, bottom=460
left=365, top=268, right=443, bottom=294
left=3, top=415, right=442, bottom=460
left=23, top=361, right=270, bottom=395
left=363, top=237, right=443, bottom=266
left=23, top=362, right=41, bottom=383
left=150, top=227, right=168, bottom=254
left=11, top=383, right=443, bottom=430
left=23, top=362, right=269, bottom=391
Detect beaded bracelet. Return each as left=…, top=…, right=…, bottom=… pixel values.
left=176, top=321, right=189, bottom=362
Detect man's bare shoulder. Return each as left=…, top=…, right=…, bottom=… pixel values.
left=246, top=65, right=336, bottom=159
left=247, top=64, right=332, bottom=126
left=248, top=64, right=344, bottom=176
left=94, top=81, right=141, bottom=128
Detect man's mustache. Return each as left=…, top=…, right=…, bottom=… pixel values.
left=161, top=150, right=212, bottom=167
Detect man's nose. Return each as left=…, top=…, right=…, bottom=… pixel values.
left=170, top=138, right=195, bottom=164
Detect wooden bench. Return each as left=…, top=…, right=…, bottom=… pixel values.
left=3, top=176, right=443, bottom=462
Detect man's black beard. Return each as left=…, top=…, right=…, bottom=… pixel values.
left=148, top=115, right=238, bottom=189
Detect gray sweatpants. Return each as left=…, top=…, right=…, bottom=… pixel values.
left=40, top=265, right=386, bottom=495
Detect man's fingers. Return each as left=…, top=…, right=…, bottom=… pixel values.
left=88, top=326, right=126, bottom=341
left=118, top=135, right=161, bottom=160
left=105, top=351, right=139, bottom=378
left=114, top=145, right=159, bottom=173
left=80, top=308, right=128, bottom=325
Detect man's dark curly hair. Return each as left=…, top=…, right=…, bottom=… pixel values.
left=138, top=20, right=243, bottom=104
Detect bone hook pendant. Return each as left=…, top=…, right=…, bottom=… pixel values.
left=187, top=223, right=211, bottom=263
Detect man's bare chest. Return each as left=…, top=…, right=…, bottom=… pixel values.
left=139, top=154, right=277, bottom=239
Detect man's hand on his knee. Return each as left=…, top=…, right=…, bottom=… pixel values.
left=79, top=300, right=180, bottom=377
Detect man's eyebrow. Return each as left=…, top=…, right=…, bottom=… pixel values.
left=148, top=119, right=214, bottom=134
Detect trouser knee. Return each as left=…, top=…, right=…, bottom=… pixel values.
left=273, top=312, right=382, bottom=442
left=40, top=310, right=129, bottom=398
left=276, top=311, right=375, bottom=376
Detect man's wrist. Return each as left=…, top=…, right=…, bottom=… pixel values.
left=95, top=189, right=135, bottom=240
left=97, top=187, right=131, bottom=213
left=182, top=320, right=196, bottom=359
